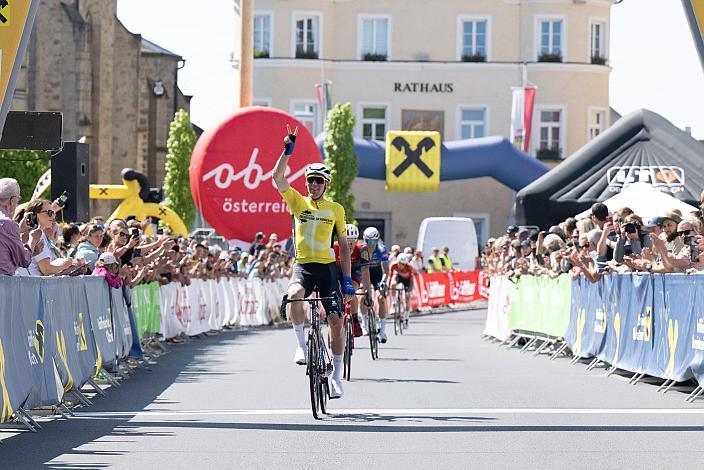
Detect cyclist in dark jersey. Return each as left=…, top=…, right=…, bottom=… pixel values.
left=359, top=227, right=391, bottom=343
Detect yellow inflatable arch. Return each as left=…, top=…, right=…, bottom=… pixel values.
left=90, top=169, right=188, bottom=237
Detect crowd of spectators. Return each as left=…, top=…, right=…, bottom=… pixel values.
left=0, top=178, right=297, bottom=289
left=482, top=195, right=704, bottom=283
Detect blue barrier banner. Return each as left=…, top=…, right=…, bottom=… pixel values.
left=41, top=279, right=98, bottom=393
left=110, top=287, right=133, bottom=360
left=0, top=277, right=35, bottom=421
left=84, top=279, right=117, bottom=370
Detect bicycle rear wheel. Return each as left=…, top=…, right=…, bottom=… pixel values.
left=368, top=312, right=378, bottom=360
left=308, top=333, right=320, bottom=420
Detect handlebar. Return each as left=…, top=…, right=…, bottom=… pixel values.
left=280, top=294, right=339, bottom=320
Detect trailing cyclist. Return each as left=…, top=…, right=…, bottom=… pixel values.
left=272, top=125, right=355, bottom=399
left=333, top=224, right=364, bottom=337
left=359, top=226, right=390, bottom=343
left=388, top=253, right=415, bottom=327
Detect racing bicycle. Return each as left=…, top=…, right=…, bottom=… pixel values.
left=281, top=289, right=338, bottom=420
left=391, top=283, right=408, bottom=335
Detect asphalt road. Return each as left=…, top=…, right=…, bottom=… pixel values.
left=2, top=307, right=704, bottom=469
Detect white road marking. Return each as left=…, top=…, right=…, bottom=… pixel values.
left=73, top=407, right=704, bottom=418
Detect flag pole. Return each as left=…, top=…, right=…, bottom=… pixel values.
left=239, top=0, right=253, bottom=107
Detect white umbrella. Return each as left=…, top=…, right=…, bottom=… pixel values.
left=575, top=182, right=698, bottom=221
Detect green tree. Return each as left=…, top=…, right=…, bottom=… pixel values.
left=0, top=150, right=51, bottom=203
left=323, top=103, right=358, bottom=222
left=163, top=109, right=197, bottom=229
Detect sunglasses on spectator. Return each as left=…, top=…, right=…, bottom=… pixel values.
left=580, top=244, right=590, bottom=249
left=118, top=232, right=129, bottom=237
left=39, top=209, right=55, bottom=217
left=306, top=176, right=325, bottom=185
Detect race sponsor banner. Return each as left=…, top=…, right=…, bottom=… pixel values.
left=508, top=275, right=571, bottom=338
left=448, top=270, right=480, bottom=303
left=484, top=275, right=514, bottom=341
left=41, top=278, right=98, bottom=394
left=109, top=287, right=133, bottom=360
left=189, top=107, right=322, bottom=243
left=185, top=279, right=211, bottom=336
left=132, top=282, right=161, bottom=338
left=414, top=272, right=450, bottom=307
left=84, top=278, right=117, bottom=371
left=0, top=276, right=37, bottom=421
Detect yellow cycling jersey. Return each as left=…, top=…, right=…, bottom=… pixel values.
left=281, top=186, right=346, bottom=264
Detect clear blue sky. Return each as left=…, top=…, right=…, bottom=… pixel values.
left=117, top=0, right=704, bottom=138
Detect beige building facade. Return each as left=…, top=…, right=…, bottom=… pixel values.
left=11, top=0, right=190, bottom=215
left=237, top=0, right=614, bottom=246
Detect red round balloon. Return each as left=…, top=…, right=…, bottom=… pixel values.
left=190, top=107, right=322, bottom=242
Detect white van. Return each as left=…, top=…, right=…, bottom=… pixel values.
left=417, top=217, right=479, bottom=271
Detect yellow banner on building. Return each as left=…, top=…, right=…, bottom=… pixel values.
left=683, top=0, right=704, bottom=74
left=385, top=130, right=441, bottom=192
left=0, top=0, right=39, bottom=136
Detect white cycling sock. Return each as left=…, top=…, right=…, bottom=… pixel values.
left=332, top=354, right=343, bottom=380
left=293, top=323, right=306, bottom=349
left=380, top=318, right=387, bottom=333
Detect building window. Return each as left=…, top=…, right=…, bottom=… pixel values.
left=589, top=109, right=606, bottom=140
left=539, top=20, right=563, bottom=61
left=360, top=16, right=389, bottom=60
left=537, top=110, right=562, bottom=159
left=361, top=106, right=387, bottom=141
left=253, top=14, right=271, bottom=58
left=459, top=108, right=486, bottom=139
left=590, top=21, right=607, bottom=64
left=461, top=20, right=487, bottom=61
left=295, top=15, right=320, bottom=59
left=293, top=102, right=318, bottom=135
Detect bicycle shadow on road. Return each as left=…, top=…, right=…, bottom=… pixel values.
left=351, top=377, right=460, bottom=384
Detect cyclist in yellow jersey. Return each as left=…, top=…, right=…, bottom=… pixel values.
left=273, top=125, right=354, bottom=399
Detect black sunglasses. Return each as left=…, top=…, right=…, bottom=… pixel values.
left=580, top=244, right=590, bottom=249
left=118, top=231, right=129, bottom=237
left=306, top=176, right=325, bottom=185
left=39, top=209, right=55, bottom=217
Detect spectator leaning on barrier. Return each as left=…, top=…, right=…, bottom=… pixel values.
left=75, top=223, right=105, bottom=272
left=440, top=246, right=452, bottom=272
left=93, top=252, right=124, bottom=288
left=0, top=178, right=44, bottom=276
left=411, top=250, right=424, bottom=273
left=428, top=247, right=443, bottom=273
left=19, top=199, right=79, bottom=276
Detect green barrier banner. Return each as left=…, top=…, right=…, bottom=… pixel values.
left=131, top=283, right=161, bottom=338
left=508, top=275, right=571, bottom=337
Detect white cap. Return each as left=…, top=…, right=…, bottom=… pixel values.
left=98, top=252, right=118, bottom=265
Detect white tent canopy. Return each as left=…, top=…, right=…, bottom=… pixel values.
left=575, top=182, right=698, bottom=221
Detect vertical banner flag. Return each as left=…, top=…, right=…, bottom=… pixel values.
left=683, top=1, right=704, bottom=75
left=0, top=0, right=39, bottom=138
left=510, top=87, right=537, bottom=152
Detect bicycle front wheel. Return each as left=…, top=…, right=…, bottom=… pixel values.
left=308, top=334, right=320, bottom=420
left=344, top=317, right=352, bottom=381
left=368, top=313, right=378, bottom=360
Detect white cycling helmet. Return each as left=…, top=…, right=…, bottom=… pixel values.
left=363, top=226, right=380, bottom=241
left=304, top=163, right=331, bottom=182
left=345, top=224, right=359, bottom=240
left=397, top=253, right=411, bottom=265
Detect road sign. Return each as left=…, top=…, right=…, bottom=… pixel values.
left=0, top=0, right=39, bottom=140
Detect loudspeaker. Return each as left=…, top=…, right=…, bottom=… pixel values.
left=51, top=142, right=90, bottom=223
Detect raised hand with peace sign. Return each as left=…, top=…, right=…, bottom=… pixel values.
left=283, top=124, right=299, bottom=156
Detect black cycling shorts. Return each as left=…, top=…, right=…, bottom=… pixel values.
left=289, top=262, right=342, bottom=316
left=369, top=265, right=384, bottom=286
left=395, top=276, right=412, bottom=291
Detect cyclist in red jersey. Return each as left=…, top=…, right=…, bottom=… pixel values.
left=387, top=253, right=416, bottom=325
left=334, top=224, right=365, bottom=336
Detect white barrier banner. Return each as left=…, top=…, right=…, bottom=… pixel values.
left=484, top=276, right=513, bottom=341
left=158, top=278, right=288, bottom=335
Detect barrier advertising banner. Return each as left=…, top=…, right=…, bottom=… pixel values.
left=85, top=279, right=117, bottom=370
left=508, top=275, right=571, bottom=338
left=414, top=271, right=487, bottom=308
left=132, top=283, right=161, bottom=338
left=484, top=276, right=515, bottom=341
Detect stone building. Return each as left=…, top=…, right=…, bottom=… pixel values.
left=11, top=0, right=190, bottom=213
